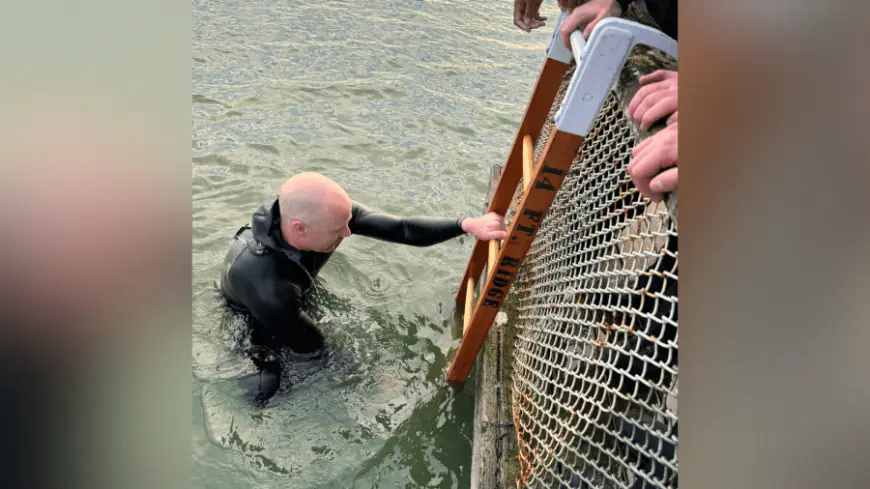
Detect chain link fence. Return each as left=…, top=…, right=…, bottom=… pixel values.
left=502, top=51, right=679, bottom=488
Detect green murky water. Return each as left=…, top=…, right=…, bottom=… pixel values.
left=192, top=0, right=552, bottom=486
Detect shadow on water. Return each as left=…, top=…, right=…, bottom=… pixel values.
left=350, top=380, right=474, bottom=489
left=199, top=279, right=473, bottom=488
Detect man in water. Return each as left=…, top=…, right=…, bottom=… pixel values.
left=218, top=172, right=507, bottom=404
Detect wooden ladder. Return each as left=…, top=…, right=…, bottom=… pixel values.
left=446, top=15, right=679, bottom=383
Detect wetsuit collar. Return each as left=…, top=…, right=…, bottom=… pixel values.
left=250, top=199, right=320, bottom=288
left=250, top=199, right=305, bottom=261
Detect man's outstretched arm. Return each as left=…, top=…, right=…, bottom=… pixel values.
left=349, top=203, right=507, bottom=246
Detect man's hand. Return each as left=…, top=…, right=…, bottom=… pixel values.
left=514, top=0, right=547, bottom=32
left=628, top=70, right=678, bottom=131
left=627, top=121, right=678, bottom=202
left=560, top=0, right=623, bottom=49
left=462, top=212, right=508, bottom=241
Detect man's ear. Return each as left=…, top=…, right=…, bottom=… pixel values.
left=292, top=220, right=306, bottom=236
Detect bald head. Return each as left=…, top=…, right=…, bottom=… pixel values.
left=278, top=172, right=353, bottom=252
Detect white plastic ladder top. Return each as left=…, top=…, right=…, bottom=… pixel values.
left=546, top=14, right=678, bottom=137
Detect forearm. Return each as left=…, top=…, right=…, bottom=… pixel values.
left=251, top=306, right=325, bottom=353
left=351, top=205, right=466, bottom=246
left=290, top=311, right=326, bottom=354
left=397, top=215, right=467, bottom=246
left=371, top=215, right=466, bottom=246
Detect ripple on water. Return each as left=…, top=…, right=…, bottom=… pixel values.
left=193, top=153, right=253, bottom=176
left=193, top=93, right=227, bottom=106
left=198, top=308, right=441, bottom=486
left=244, top=142, right=280, bottom=155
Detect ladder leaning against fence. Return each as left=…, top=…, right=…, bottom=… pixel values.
left=447, top=15, right=679, bottom=383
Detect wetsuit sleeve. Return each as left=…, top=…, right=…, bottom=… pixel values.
left=245, top=281, right=303, bottom=345
left=348, top=202, right=466, bottom=246
left=244, top=281, right=324, bottom=354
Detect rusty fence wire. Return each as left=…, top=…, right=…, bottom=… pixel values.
left=506, top=63, right=678, bottom=489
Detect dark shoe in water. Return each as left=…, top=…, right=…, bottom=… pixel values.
left=238, top=346, right=285, bottom=406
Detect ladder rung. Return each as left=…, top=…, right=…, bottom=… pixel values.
left=448, top=128, right=586, bottom=382
left=463, top=276, right=475, bottom=333
left=522, top=134, right=534, bottom=191
left=454, top=58, right=569, bottom=309
left=487, top=240, right=498, bottom=277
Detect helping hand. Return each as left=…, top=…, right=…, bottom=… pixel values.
left=628, top=70, right=678, bottom=131
left=627, top=121, right=678, bottom=202
left=560, top=0, right=623, bottom=49
left=462, top=212, right=508, bottom=241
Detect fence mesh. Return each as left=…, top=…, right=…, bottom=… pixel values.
left=507, top=62, right=679, bottom=489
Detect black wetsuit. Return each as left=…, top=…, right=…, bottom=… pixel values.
left=218, top=198, right=467, bottom=402
left=618, top=0, right=678, bottom=40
